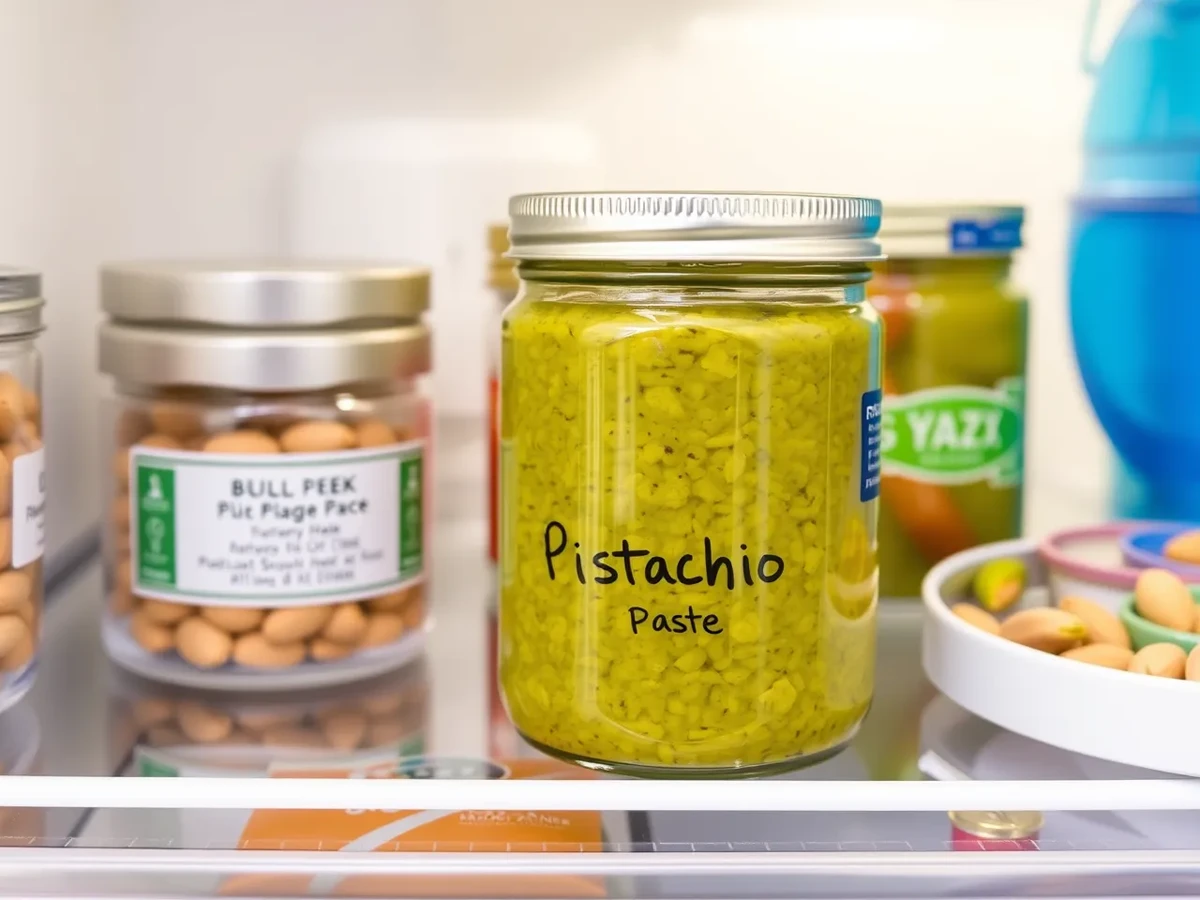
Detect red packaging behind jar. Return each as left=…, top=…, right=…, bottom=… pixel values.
left=949, top=810, right=1043, bottom=851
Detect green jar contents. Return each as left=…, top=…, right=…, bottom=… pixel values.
left=499, top=192, right=883, bottom=776
left=868, top=206, right=1028, bottom=598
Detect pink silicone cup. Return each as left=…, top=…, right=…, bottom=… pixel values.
left=1039, top=521, right=1200, bottom=589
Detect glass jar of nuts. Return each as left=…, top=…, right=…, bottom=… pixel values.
left=98, top=262, right=431, bottom=689
left=0, top=269, right=45, bottom=712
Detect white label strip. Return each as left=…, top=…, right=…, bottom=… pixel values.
left=11, top=447, right=45, bottom=568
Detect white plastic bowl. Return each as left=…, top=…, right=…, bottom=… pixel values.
left=922, top=538, right=1200, bottom=778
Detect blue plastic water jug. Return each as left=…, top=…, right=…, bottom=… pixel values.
left=1070, top=0, right=1200, bottom=519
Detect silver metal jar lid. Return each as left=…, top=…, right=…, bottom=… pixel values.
left=99, top=262, right=431, bottom=391
left=0, top=268, right=45, bottom=338
left=101, top=260, right=429, bottom=326
left=508, top=192, right=883, bottom=263
left=99, top=322, right=430, bottom=392
left=878, top=204, right=1024, bottom=258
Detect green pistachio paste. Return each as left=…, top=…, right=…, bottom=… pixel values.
left=500, top=287, right=881, bottom=772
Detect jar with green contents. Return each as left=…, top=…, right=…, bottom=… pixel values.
left=868, top=206, right=1027, bottom=598
left=499, top=192, right=883, bottom=776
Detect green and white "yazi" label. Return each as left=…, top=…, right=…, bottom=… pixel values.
left=880, top=378, right=1023, bottom=487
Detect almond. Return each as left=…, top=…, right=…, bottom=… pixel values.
left=261, top=606, right=333, bottom=644
left=201, top=606, right=265, bottom=634
left=355, top=418, right=399, bottom=448
left=279, top=420, right=357, bottom=453
left=233, top=632, right=306, bottom=668
left=1061, top=643, right=1134, bottom=670
left=175, top=617, right=234, bottom=669
left=1128, top=642, right=1187, bottom=679
left=149, top=401, right=205, bottom=441
left=1164, top=529, right=1200, bottom=566
left=176, top=703, right=234, bottom=744
left=1188, top=645, right=1200, bottom=682
left=1134, top=568, right=1195, bottom=632
left=321, top=603, right=367, bottom=645
left=950, top=602, right=1000, bottom=635
left=202, top=430, right=280, bottom=454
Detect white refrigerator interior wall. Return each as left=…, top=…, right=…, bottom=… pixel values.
left=2, top=0, right=1132, bottom=557
left=0, top=0, right=121, bottom=560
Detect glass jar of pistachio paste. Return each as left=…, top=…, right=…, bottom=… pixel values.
left=499, top=192, right=883, bottom=776
left=99, top=262, right=431, bottom=690
left=868, top=206, right=1027, bottom=598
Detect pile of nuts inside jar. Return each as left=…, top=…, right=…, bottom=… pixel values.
left=108, top=401, right=425, bottom=671
left=0, top=372, right=42, bottom=678
left=953, top=565, right=1200, bottom=681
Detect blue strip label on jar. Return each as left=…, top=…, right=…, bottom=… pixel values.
left=861, top=388, right=883, bottom=502
left=950, top=217, right=1022, bottom=253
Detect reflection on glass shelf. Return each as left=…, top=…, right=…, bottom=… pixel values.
left=0, top=701, right=42, bottom=853
left=112, top=662, right=429, bottom=779
left=0, top=701, right=38, bottom=779
left=920, top=693, right=1187, bottom=783
left=916, top=692, right=1200, bottom=861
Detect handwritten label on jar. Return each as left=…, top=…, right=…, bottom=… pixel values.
left=543, top=521, right=785, bottom=636
left=130, top=444, right=424, bottom=607
left=11, top=447, right=45, bottom=568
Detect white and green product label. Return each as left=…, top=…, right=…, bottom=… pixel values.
left=11, top=447, right=45, bottom=567
left=138, top=735, right=429, bottom=778
left=134, top=747, right=180, bottom=777
left=880, top=378, right=1023, bottom=486
left=130, top=443, right=425, bottom=606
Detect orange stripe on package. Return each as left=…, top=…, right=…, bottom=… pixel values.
left=221, top=754, right=610, bottom=898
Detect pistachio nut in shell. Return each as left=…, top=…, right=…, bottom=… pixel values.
left=998, top=607, right=1087, bottom=653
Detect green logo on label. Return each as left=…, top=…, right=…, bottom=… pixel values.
left=135, top=463, right=177, bottom=588
left=399, top=454, right=423, bottom=579
left=136, top=754, right=179, bottom=778
left=881, top=379, right=1023, bottom=486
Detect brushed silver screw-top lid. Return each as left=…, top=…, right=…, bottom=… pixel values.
left=98, top=321, right=430, bottom=392
left=878, top=204, right=1025, bottom=258
left=0, top=268, right=44, bottom=338
left=101, top=260, right=429, bottom=326
left=99, top=261, right=430, bottom=391
left=508, top=191, right=883, bottom=263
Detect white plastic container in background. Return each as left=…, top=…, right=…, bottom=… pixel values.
left=287, top=119, right=601, bottom=420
